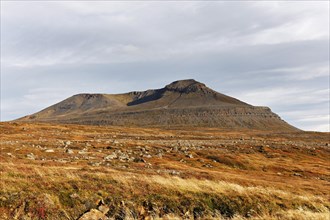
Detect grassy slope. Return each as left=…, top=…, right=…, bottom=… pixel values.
left=0, top=122, right=329, bottom=219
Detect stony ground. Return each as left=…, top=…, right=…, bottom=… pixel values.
left=0, top=122, right=329, bottom=219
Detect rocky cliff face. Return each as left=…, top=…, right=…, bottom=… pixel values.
left=17, top=79, right=297, bottom=131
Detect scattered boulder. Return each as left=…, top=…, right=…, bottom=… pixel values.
left=167, top=170, right=180, bottom=175
left=197, top=159, right=205, bottom=163
left=7, top=153, right=15, bottom=158
left=69, top=193, right=79, bottom=199
left=133, top=157, right=146, bottom=163
left=104, top=153, right=118, bottom=160
left=202, top=164, right=213, bottom=168
left=98, top=205, right=109, bottom=215
left=26, top=153, right=35, bottom=160
left=78, top=209, right=108, bottom=220
left=65, top=149, right=74, bottom=154
left=78, top=148, right=88, bottom=154
left=179, top=159, right=186, bottom=163
left=89, top=162, right=101, bottom=167
left=293, top=172, right=302, bottom=177
left=118, top=153, right=130, bottom=161
left=143, top=154, right=152, bottom=158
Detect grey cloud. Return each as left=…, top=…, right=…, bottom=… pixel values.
left=1, top=1, right=329, bottom=131
left=3, top=2, right=327, bottom=66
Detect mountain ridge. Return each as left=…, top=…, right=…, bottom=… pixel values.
left=17, top=79, right=297, bottom=131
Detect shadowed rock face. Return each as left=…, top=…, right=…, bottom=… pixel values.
left=17, top=79, right=298, bottom=131
left=165, top=79, right=208, bottom=93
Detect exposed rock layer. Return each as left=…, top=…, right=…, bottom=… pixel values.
left=17, top=79, right=297, bottom=131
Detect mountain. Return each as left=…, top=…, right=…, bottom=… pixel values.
left=17, top=79, right=297, bottom=131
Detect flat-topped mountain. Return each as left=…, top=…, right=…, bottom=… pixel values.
left=18, top=79, right=297, bottom=130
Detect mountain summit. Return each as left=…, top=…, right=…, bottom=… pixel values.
left=164, top=79, right=210, bottom=93
left=18, top=79, right=297, bottom=130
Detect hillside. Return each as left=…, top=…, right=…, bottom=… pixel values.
left=1, top=122, right=329, bottom=219
left=17, top=79, right=297, bottom=131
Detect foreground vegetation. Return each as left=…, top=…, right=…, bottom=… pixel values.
left=1, top=122, right=329, bottom=219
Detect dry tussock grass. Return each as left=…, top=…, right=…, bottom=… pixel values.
left=1, top=122, right=329, bottom=219
left=2, top=162, right=329, bottom=219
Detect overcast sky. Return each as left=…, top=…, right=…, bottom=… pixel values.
left=1, top=1, right=329, bottom=131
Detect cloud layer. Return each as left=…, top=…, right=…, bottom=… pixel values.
left=1, top=1, right=329, bottom=131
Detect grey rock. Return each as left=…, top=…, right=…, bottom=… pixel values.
left=78, top=209, right=108, bottom=220
left=26, top=153, right=35, bottom=160
left=202, top=164, right=213, bottom=168
left=65, top=149, right=74, bottom=154
left=293, top=173, right=302, bottom=177
left=169, top=170, right=181, bottom=175
left=70, top=193, right=79, bottom=199
left=7, top=153, right=15, bottom=158
left=104, top=153, right=117, bottom=160
left=98, top=205, right=110, bottom=214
